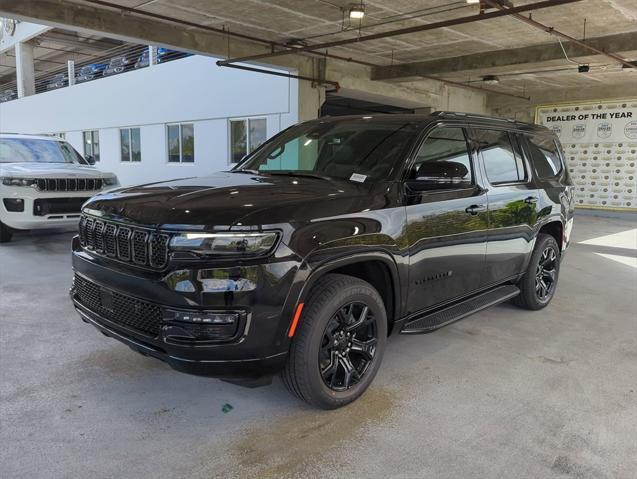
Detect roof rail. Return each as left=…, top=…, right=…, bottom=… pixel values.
left=431, top=111, right=523, bottom=124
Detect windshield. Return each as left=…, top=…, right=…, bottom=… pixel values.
left=236, top=120, right=419, bottom=182
left=0, top=138, right=86, bottom=164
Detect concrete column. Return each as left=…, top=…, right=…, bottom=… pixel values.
left=15, top=42, right=36, bottom=98
left=148, top=45, right=157, bottom=66
left=67, top=60, right=75, bottom=86
left=298, top=80, right=326, bottom=121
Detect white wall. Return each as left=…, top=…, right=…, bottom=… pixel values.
left=0, top=55, right=298, bottom=185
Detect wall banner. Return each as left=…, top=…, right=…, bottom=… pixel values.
left=536, top=99, right=637, bottom=210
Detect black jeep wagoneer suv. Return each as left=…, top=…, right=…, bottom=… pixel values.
left=71, top=112, right=574, bottom=408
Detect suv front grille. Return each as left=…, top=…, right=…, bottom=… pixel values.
left=74, top=274, right=162, bottom=337
left=36, top=178, right=103, bottom=191
left=79, top=214, right=169, bottom=269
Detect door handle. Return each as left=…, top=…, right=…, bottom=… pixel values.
left=524, top=196, right=539, bottom=205
left=465, top=204, right=486, bottom=215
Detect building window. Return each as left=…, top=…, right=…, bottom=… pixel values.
left=120, top=128, right=141, bottom=162
left=83, top=130, right=100, bottom=162
left=230, top=118, right=267, bottom=163
left=167, top=123, right=194, bottom=163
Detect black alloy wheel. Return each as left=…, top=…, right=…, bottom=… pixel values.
left=319, top=302, right=377, bottom=391
left=514, top=233, right=561, bottom=310
left=535, top=246, right=558, bottom=301
left=281, top=273, right=387, bottom=409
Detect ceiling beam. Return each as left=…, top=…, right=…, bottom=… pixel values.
left=372, top=32, right=637, bottom=81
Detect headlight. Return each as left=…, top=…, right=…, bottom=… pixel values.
left=169, top=232, right=279, bottom=257
left=103, top=176, right=119, bottom=186
left=1, top=177, right=37, bottom=187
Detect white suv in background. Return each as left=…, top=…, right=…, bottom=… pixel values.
left=0, top=133, right=119, bottom=243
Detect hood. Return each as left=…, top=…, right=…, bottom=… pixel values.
left=0, top=162, right=114, bottom=178
left=83, top=172, right=383, bottom=229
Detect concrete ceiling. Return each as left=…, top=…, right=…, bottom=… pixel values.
left=1, top=0, right=636, bottom=96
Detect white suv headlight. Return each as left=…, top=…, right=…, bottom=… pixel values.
left=1, top=177, right=37, bottom=187
left=103, top=175, right=119, bottom=186
left=169, top=232, right=279, bottom=257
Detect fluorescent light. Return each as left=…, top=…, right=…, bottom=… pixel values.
left=349, top=5, right=365, bottom=19
left=466, top=0, right=480, bottom=4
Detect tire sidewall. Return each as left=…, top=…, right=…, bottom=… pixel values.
left=302, top=285, right=387, bottom=408
left=527, top=235, right=561, bottom=308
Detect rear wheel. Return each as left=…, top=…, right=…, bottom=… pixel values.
left=514, top=233, right=560, bottom=310
left=281, top=274, right=387, bottom=409
left=0, top=221, right=13, bottom=243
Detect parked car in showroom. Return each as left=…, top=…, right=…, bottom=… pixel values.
left=0, top=133, right=118, bottom=243
left=102, top=55, right=135, bottom=77
left=70, top=112, right=573, bottom=409
left=75, top=63, right=108, bottom=84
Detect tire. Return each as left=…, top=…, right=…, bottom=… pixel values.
left=514, top=233, right=561, bottom=310
left=0, top=221, right=13, bottom=243
left=281, top=273, right=387, bottom=409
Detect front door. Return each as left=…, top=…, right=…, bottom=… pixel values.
left=404, top=125, right=488, bottom=314
left=470, top=128, right=539, bottom=285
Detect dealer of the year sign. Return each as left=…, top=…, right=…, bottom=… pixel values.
left=537, top=99, right=637, bottom=210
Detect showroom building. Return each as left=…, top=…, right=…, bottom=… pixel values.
left=0, top=23, right=299, bottom=185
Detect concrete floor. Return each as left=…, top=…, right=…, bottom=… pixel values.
left=1, top=214, right=636, bottom=479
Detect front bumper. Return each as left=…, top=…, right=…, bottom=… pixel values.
left=70, top=236, right=303, bottom=379
left=72, top=297, right=287, bottom=378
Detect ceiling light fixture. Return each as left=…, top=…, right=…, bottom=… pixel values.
left=466, top=0, right=481, bottom=4
left=349, top=5, right=365, bottom=19
left=482, top=75, right=500, bottom=84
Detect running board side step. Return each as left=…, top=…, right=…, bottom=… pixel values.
left=400, top=285, right=520, bottom=334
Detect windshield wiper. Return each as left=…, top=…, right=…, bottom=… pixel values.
left=266, top=171, right=329, bottom=180
left=230, top=169, right=260, bottom=175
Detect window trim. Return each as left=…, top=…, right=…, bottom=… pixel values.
left=471, top=127, right=530, bottom=187
left=520, top=133, right=564, bottom=180
left=403, top=124, right=477, bottom=192
left=166, top=123, right=195, bottom=164
left=228, top=117, right=267, bottom=165
left=119, top=127, right=142, bottom=163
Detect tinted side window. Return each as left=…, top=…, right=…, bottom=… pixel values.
left=410, top=127, right=473, bottom=188
left=474, top=129, right=524, bottom=184
left=525, top=133, right=563, bottom=178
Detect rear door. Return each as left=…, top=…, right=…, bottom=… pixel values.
left=404, top=124, right=488, bottom=314
left=470, top=127, right=540, bottom=286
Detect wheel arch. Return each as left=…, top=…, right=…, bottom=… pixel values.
left=293, top=252, right=402, bottom=335
left=538, top=219, right=564, bottom=251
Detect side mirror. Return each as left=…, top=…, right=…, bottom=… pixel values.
left=406, top=161, right=471, bottom=191
left=85, top=155, right=96, bottom=165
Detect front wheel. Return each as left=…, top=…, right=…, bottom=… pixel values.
left=281, top=274, right=387, bottom=409
left=514, top=233, right=561, bottom=310
left=0, top=221, right=13, bottom=243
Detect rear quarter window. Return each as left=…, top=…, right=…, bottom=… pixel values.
left=525, top=133, right=563, bottom=178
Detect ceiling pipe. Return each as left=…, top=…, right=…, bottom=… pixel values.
left=217, top=0, right=582, bottom=66
left=483, top=0, right=636, bottom=69
left=216, top=62, right=340, bottom=92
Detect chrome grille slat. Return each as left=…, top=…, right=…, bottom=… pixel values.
left=79, top=214, right=168, bottom=269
